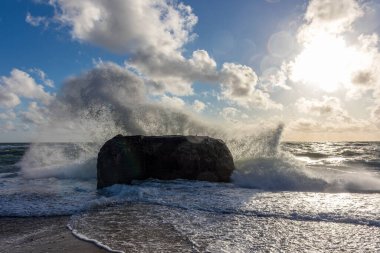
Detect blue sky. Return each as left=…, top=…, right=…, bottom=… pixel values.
left=1, top=0, right=380, bottom=142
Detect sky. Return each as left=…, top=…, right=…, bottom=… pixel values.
left=0, top=0, right=380, bottom=142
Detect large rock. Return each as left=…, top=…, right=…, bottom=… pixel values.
left=97, top=135, right=235, bottom=188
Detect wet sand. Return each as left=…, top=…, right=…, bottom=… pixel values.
left=0, top=216, right=108, bottom=253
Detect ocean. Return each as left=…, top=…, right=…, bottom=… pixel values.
left=0, top=141, right=379, bottom=252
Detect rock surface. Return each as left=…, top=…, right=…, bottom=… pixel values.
left=97, top=135, right=235, bottom=188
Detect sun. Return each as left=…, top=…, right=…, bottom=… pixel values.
left=289, top=32, right=371, bottom=92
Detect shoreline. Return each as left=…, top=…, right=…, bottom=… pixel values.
left=0, top=216, right=109, bottom=253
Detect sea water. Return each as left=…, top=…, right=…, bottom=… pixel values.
left=0, top=141, right=379, bottom=252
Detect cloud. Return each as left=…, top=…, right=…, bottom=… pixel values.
left=131, top=50, right=280, bottom=110
left=30, top=68, right=55, bottom=88
left=289, top=95, right=380, bottom=135
left=220, top=107, right=248, bottom=122
left=25, top=12, right=48, bottom=27
left=220, top=63, right=257, bottom=98
left=0, top=121, right=16, bottom=132
left=158, top=96, right=206, bottom=112
left=28, top=0, right=280, bottom=111
left=0, top=91, right=20, bottom=108
left=20, top=102, right=49, bottom=125
left=265, top=0, right=380, bottom=100
left=129, top=49, right=218, bottom=96
left=301, top=0, right=363, bottom=38
left=220, top=63, right=283, bottom=110
left=260, top=64, right=291, bottom=90
left=159, top=95, right=185, bottom=109
left=192, top=100, right=206, bottom=112
left=289, top=117, right=371, bottom=133
left=0, top=111, right=16, bottom=120
left=39, top=0, right=197, bottom=56
left=298, top=0, right=379, bottom=92
left=370, top=102, right=380, bottom=126
left=290, top=95, right=377, bottom=134
left=0, top=69, right=53, bottom=108
left=295, top=96, right=346, bottom=117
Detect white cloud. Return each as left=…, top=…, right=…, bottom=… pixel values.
left=301, top=0, right=379, bottom=93
left=0, top=69, right=53, bottom=109
left=220, top=63, right=257, bottom=98
left=159, top=95, right=185, bottom=109
left=290, top=95, right=378, bottom=134
left=189, top=50, right=216, bottom=73
left=20, top=102, right=49, bottom=125
left=128, top=49, right=218, bottom=96
left=300, top=0, right=363, bottom=39
left=40, top=0, right=197, bottom=56
left=289, top=32, right=380, bottom=93
left=28, top=0, right=281, bottom=111
left=370, top=102, right=380, bottom=126
left=0, top=121, right=16, bottom=132
left=130, top=50, right=280, bottom=110
left=220, top=107, right=249, bottom=122
left=30, top=68, right=55, bottom=88
left=0, top=91, right=20, bottom=108
left=0, top=111, right=16, bottom=120
left=219, top=63, right=282, bottom=110
left=289, top=117, right=372, bottom=133
left=192, top=100, right=206, bottom=112
left=289, top=95, right=380, bottom=134
left=25, top=12, right=48, bottom=27
left=260, top=64, right=291, bottom=91
left=295, top=96, right=346, bottom=117
left=264, top=0, right=380, bottom=102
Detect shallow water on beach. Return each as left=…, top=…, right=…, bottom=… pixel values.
left=0, top=142, right=380, bottom=252
left=69, top=202, right=380, bottom=253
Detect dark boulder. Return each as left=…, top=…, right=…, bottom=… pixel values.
left=97, top=135, right=235, bottom=188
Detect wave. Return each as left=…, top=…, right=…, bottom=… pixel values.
left=18, top=125, right=380, bottom=193
left=232, top=156, right=328, bottom=192
left=294, top=152, right=329, bottom=158
left=1, top=177, right=379, bottom=228
left=67, top=223, right=124, bottom=253
left=232, top=155, right=380, bottom=193
left=226, top=125, right=380, bottom=193
left=87, top=181, right=380, bottom=227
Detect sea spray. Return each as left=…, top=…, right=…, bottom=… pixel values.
left=20, top=143, right=99, bottom=179
left=17, top=64, right=380, bottom=192
left=229, top=124, right=328, bottom=191
left=19, top=112, right=380, bottom=192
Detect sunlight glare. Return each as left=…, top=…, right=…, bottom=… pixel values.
left=290, top=33, right=371, bottom=92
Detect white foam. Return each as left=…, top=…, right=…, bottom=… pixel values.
left=67, top=223, right=124, bottom=253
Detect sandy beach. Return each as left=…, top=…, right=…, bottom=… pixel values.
left=0, top=216, right=108, bottom=253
